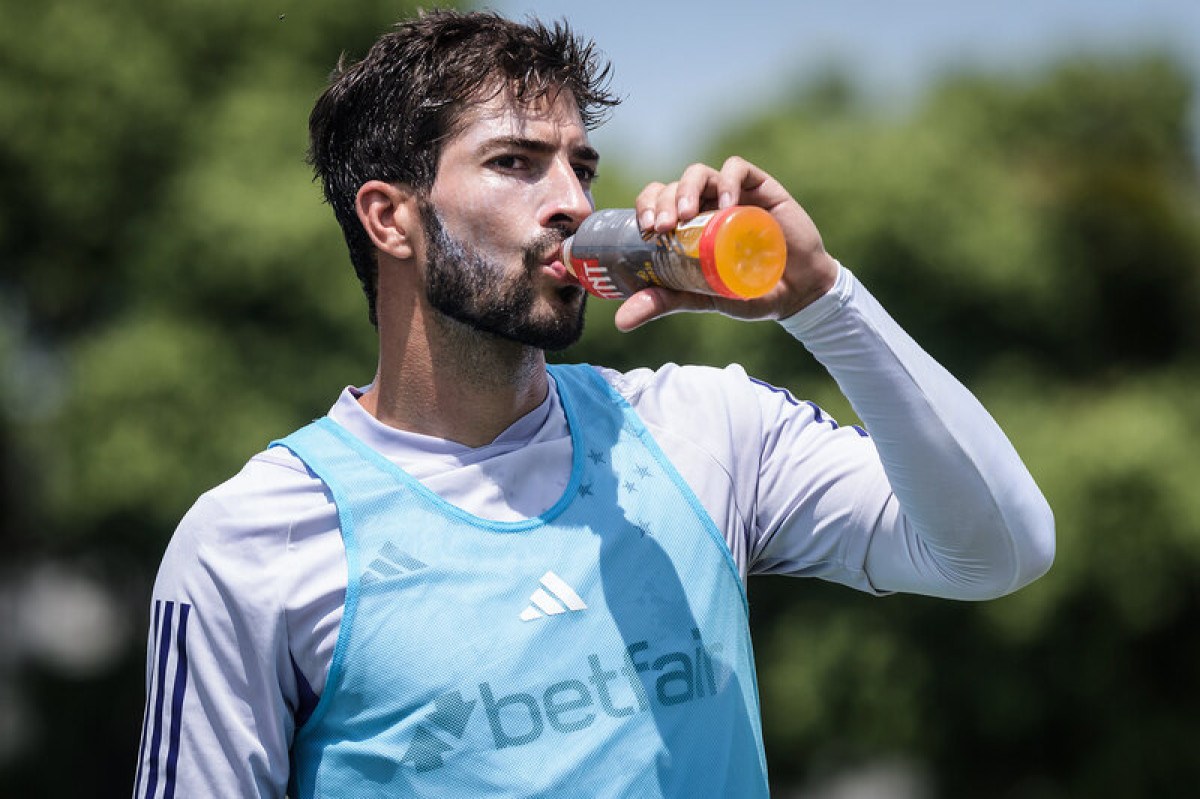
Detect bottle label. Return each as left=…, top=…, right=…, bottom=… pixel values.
left=566, top=210, right=718, bottom=299
left=571, top=255, right=626, bottom=299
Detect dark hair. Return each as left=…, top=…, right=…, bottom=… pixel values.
left=307, top=9, right=619, bottom=326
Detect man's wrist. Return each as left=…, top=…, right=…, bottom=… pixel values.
left=778, top=260, right=851, bottom=335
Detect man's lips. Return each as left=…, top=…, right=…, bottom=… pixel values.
left=540, top=246, right=580, bottom=285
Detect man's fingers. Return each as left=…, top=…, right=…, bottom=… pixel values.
left=633, top=181, right=667, bottom=230
left=716, top=156, right=756, bottom=208
left=719, top=155, right=791, bottom=211
left=632, top=160, right=783, bottom=236
left=673, top=163, right=722, bottom=222
left=634, top=180, right=686, bottom=233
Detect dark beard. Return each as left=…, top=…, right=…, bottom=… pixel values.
left=421, top=204, right=586, bottom=352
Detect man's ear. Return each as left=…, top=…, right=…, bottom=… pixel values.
left=355, top=180, right=420, bottom=260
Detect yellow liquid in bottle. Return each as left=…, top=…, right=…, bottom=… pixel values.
left=671, top=219, right=705, bottom=259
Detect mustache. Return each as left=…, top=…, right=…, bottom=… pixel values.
left=523, top=228, right=570, bottom=270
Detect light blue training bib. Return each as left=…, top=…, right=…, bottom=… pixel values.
left=276, top=364, right=767, bottom=798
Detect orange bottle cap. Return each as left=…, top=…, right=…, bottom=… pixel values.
left=698, top=206, right=787, bottom=299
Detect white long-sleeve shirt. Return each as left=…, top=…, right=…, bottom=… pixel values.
left=133, top=265, right=1054, bottom=798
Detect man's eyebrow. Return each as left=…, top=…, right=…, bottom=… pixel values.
left=479, top=136, right=600, bottom=163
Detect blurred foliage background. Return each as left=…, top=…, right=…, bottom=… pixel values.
left=2, top=1, right=1199, bottom=797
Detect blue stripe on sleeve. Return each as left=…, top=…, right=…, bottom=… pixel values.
left=143, top=601, right=175, bottom=799
left=133, top=600, right=162, bottom=797
left=747, top=376, right=802, bottom=407
left=748, top=375, right=869, bottom=437
left=805, top=400, right=839, bottom=429
left=135, top=600, right=193, bottom=799
left=163, top=603, right=191, bottom=799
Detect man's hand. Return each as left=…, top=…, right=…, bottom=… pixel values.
left=615, top=157, right=839, bottom=331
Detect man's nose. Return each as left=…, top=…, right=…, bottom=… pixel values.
left=541, top=159, right=593, bottom=231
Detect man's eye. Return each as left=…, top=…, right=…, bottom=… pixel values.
left=574, top=165, right=597, bottom=183
left=490, top=155, right=527, bottom=170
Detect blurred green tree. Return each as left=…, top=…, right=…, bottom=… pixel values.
left=0, top=2, right=429, bottom=795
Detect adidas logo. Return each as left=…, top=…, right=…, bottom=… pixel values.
left=519, top=571, right=587, bottom=621
left=361, top=542, right=428, bottom=586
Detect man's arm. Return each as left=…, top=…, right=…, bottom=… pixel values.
left=133, top=458, right=317, bottom=798
left=770, top=264, right=1054, bottom=597
left=623, top=157, right=1054, bottom=598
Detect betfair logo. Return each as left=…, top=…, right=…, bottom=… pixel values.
left=400, top=691, right=476, bottom=772
left=401, top=630, right=728, bottom=771
left=519, top=571, right=587, bottom=621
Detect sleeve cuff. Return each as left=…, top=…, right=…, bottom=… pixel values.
left=777, top=261, right=854, bottom=338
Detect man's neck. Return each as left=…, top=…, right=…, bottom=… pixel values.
left=360, top=310, right=550, bottom=449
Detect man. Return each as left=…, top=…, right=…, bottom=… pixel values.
left=133, top=9, right=1054, bottom=798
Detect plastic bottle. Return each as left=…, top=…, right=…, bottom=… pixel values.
left=562, top=206, right=787, bottom=300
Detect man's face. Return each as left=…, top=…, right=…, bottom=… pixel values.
left=421, top=202, right=586, bottom=351
left=421, top=88, right=598, bottom=351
